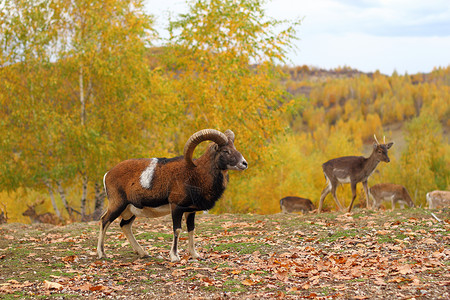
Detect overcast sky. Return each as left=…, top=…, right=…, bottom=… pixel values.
left=146, top=0, right=450, bottom=75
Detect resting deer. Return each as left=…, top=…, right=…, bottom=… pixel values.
left=318, top=135, right=394, bottom=213
left=369, top=183, right=414, bottom=210
left=280, top=196, right=315, bottom=213
left=426, top=190, right=450, bottom=209
left=22, top=201, right=60, bottom=225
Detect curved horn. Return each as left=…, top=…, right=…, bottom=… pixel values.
left=373, top=134, right=380, bottom=145
left=184, top=129, right=228, bottom=168
left=224, top=129, right=235, bottom=142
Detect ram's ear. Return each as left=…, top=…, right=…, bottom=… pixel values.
left=212, top=143, right=219, bottom=152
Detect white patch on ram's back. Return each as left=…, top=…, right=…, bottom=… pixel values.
left=140, top=158, right=158, bottom=189
left=103, top=172, right=109, bottom=197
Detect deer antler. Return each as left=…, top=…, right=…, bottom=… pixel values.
left=373, top=134, right=380, bottom=145
left=383, top=136, right=386, bottom=144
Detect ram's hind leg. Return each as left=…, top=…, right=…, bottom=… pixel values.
left=97, top=206, right=124, bottom=259
left=120, top=209, right=148, bottom=258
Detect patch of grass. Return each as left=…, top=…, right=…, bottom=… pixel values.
left=377, top=235, right=395, bottom=244
left=321, top=286, right=337, bottom=296
left=137, top=232, right=172, bottom=240
left=222, top=279, right=246, bottom=292
left=209, top=242, right=260, bottom=255
left=1, top=292, right=26, bottom=299
left=395, top=233, right=408, bottom=240
left=52, top=262, right=66, bottom=269
left=201, top=285, right=220, bottom=292
left=50, top=294, right=79, bottom=298
left=319, top=229, right=359, bottom=242
left=350, top=278, right=366, bottom=282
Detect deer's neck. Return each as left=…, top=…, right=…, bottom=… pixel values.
left=363, top=151, right=380, bottom=176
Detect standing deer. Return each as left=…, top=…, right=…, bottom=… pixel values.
left=369, top=183, right=414, bottom=210
left=0, top=206, right=7, bottom=224
left=318, top=135, right=394, bottom=213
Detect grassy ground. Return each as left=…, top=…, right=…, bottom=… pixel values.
left=0, top=208, right=449, bottom=299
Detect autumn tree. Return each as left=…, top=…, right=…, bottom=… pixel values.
left=162, top=0, right=300, bottom=155
left=160, top=0, right=300, bottom=212
left=396, top=114, right=449, bottom=205
left=0, top=0, right=159, bottom=221
left=0, top=0, right=69, bottom=221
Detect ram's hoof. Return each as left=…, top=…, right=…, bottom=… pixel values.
left=169, top=253, right=180, bottom=262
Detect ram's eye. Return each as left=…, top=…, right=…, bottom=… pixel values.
left=223, top=149, right=231, bottom=154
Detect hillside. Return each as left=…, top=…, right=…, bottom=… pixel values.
left=280, top=65, right=450, bottom=144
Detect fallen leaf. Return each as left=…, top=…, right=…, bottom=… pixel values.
left=62, top=255, right=78, bottom=262
left=242, top=279, right=257, bottom=286
left=421, top=238, right=436, bottom=244
left=398, top=264, right=412, bottom=275
left=44, top=280, right=63, bottom=290
left=89, top=285, right=105, bottom=291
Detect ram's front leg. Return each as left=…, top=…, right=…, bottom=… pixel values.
left=169, top=205, right=184, bottom=262
left=186, top=212, right=201, bottom=260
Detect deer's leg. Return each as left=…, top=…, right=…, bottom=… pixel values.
left=362, top=181, right=370, bottom=209
left=185, top=212, right=201, bottom=260
left=318, top=185, right=331, bottom=213
left=348, top=182, right=358, bottom=212
left=391, top=199, right=396, bottom=211
left=331, top=182, right=344, bottom=211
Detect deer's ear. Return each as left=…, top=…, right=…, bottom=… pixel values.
left=386, top=142, right=394, bottom=149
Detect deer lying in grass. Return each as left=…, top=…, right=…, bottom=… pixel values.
left=318, top=135, right=393, bottom=213
left=426, top=190, right=450, bottom=209
left=22, top=200, right=60, bottom=225
left=369, top=183, right=414, bottom=210
left=280, top=196, right=315, bottom=213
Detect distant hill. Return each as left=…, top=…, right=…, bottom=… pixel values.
left=279, top=64, right=450, bottom=147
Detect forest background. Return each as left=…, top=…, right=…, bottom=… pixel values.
left=1, top=0, right=449, bottom=224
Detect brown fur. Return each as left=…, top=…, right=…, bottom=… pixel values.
left=104, top=147, right=226, bottom=211
left=280, top=196, right=315, bottom=213
left=0, top=210, right=7, bottom=224
left=369, top=183, right=414, bottom=210
left=98, top=129, right=247, bottom=262
left=427, top=190, right=450, bottom=209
